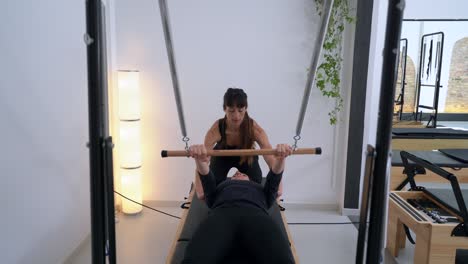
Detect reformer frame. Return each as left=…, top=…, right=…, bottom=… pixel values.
left=415, top=32, right=445, bottom=128
left=390, top=128, right=468, bottom=192
left=387, top=151, right=468, bottom=264
left=165, top=175, right=300, bottom=264
left=161, top=149, right=321, bottom=263
left=85, top=1, right=116, bottom=263
left=394, top=38, right=408, bottom=121
left=392, top=39, right=426, bottom=128
left=392, top=128, right=468, bottom=151
left=390, top=150, right=468, bottom=191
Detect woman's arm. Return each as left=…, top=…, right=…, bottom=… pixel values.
left=194, top=121, right=221, bottom=200
left=194, top=171, right=205, bottom=200
left=253, top=120, right=284, bottom=196
left=204, top=120, right=221, bottom=149
left=264, top=144, right=292, bottom=208
left=189, top=144, right=216, bottom=207
left=253, top=120, right=275, bottom=167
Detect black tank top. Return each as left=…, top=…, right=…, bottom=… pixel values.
left=215, top=118, right=236, bottom=149
left=210, top=118, right=262, bottom=184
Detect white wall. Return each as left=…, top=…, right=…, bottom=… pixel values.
left=404, top=0, right=468, bottom=19
left=112, top=0, right=351, bottom=204
left=1, top=1, right=90, bottom=263
left=335, top=0, right=357, bottom=213
left=365, top=0, right=388, bottom=148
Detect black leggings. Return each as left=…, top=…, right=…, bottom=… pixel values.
left=182, top=207, right=295, bottom=264
left=210, top=155, right=262, bottom=185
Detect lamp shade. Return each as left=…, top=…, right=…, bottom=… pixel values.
left=118, top=70, right=143, bottom=215
left=121, top=168, right=143, bottom=214
left=119, top=120, right=142, bottom=168
left=118, top=71, right=140, bottom=120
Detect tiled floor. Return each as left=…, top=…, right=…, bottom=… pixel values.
left=68, top=204, right=419, bottom=264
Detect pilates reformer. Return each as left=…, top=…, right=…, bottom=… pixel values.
left=161, top=149, right=321, bottom=264
left=387, top=151, right=468, bottom=264
left=391, top=149, right=468, bottom=190
left=165, top=177, right=300, bottom=264
left=392, top=127, right=468, bottom=151
left=156, top=0, right=330, bottom=261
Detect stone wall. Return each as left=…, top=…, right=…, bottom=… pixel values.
left=394, top=56, right=416, bottom=114
left=445, top=37, right=468, bottom=113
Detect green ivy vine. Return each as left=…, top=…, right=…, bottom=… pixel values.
left=314, top=0, right=355, bottom=124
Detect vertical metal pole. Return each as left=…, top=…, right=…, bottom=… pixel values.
left=355, top=145, right=375, bottom=263
left=366, top=0, right=405, bottom=263
left=432, top=33, right=444, bottom=128
left=295, top=0, right=334, bottom=137
left=398, top=39, right=408, bottom=120
left=415, top=36, right=425, bottom=121
left=85, top=0, right=107, bottom=263
left=104, top=137, right=117, bottom=263
left=158, top=0, right=188, bottom=139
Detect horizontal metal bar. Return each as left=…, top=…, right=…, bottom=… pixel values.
left=389, top=193, right=426, bottom=222
left=418, top=105, right=436, bottom=110
left=400, top=113, right=468, bottom=122
left=422, top=31, right=445, bottom=38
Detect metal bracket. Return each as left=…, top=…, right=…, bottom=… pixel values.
left=83, top=33, right=94, bottom=45
left=403, top=164, right=426, bottom=176
left=180, top=202, right=191, bottom=209
left=409, top=186, right=426, bottom=191
left=451, top=223, right=468, bottom=237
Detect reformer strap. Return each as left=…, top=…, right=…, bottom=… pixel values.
left=294, top=0, right=334, bottom=148
left=404, top=224, right=416, bottom=244
left=158, top=0, right=190, bottom=148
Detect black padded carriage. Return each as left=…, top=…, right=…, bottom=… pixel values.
left=391, top=150, right=468, bottom=168
left=421, top=186, right=468, bottom=217
left=392, top=128, right=468, bottom=139
left=439, top=149, right=468, bottom=164
left=167, top=178, right=296, bottom=264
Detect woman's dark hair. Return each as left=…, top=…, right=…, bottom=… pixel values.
left=222, top=88, right=254, bottom=165
left=223, top=88, right=248, bottom=110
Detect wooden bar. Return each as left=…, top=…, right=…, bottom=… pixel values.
left=393, top=120, right=425, bottom=128
left=161, top=147, right=322, bottom=158
left=166, top=185, right=194, bottom=264
left=278, top=199, right=300, bottom=263
left=392, top=138, right=468, bottom=151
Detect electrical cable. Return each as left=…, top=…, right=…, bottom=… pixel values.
left=115, top=191, right=370, bottom=225
left=114, top=191, right=181, bottom=219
